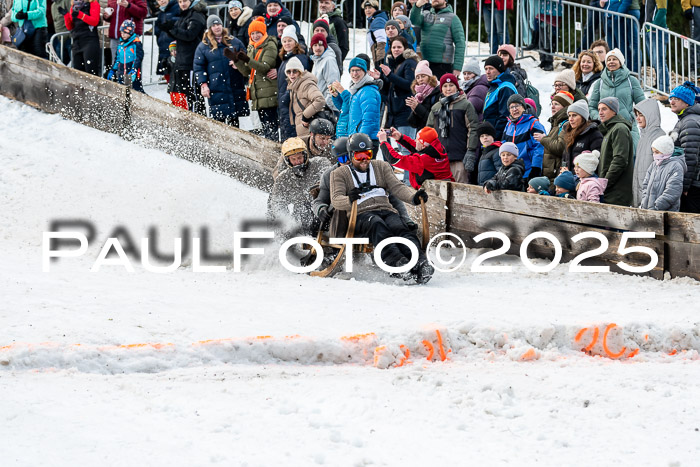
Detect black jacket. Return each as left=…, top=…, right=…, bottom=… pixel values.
left=577, top=71, right=601, bottom=96
left=408, top=86, right=441, bottom=129
left=484, top=158, right=526, bottom=192
left=672, top=103, right=700, bottom=190
left=380, top=49, right=419, bottom=128
left=561, top=121, right=603, bottom=171
left=160, top=0, right=207, bottom=71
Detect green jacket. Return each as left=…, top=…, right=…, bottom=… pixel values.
left=236, top=35, right=278, bottom=110
left=410, top=4, right=465, bottom=71
left=12, top=0, right=48, bottom=29
left=599, top=114, right=634, bottom=206
left=588, top=65, right=644, bottom=124
left=540, top=107, right=569, bottom=181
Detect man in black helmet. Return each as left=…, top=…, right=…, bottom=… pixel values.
left=274, top=118, right=336, bottom=178
left=330, top=133, right=435, bottom=284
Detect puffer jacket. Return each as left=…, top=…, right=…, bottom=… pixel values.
left=484, top=158, right=526, bottom=192
left=632, top=98, right=666, bottom=207
left=311, top=47, right=341, bottom=110
left=464, top=74, right=489, bottom=120
left=409, top=4, right=465, bottom=70
left=483, top=71, right=518, bottom=138
left=332, top=89, right=352, bottom=138
left=155, top=0, right=180, bottom=64
left=11, top=0, right=48, bottom=28
left=670, top=103, right=700, bottom=191
left=289, top=71, right=327, bottom=137
left=577, top=175, right=608, bottom=203
left=599, top=114, right=635, bottom=206
left=477, top=142, right=503, bottom=186
left=380, top=134, right=454, bottom=189
left=366, top=10, right=389, bottom=64
left=408, top=85, right=441, bottom=129
left=278, top=50, right=310, bottom=140
left=264, top=5, right=297, bottom=38
left=381, top=49, right=419, bottom=128
left=193, top=36, right=249, bottom=120
left=160, top=0, right=207, bottom=72
left=236, top=34, right=279, bottom=110
left=229, top=6, right=253, bottom=47
left=640, top=152, right=687, bottom=211
left=502, top=113, right=546, bottom=178
left=540, top=107, right=569, bottom=181
left=588, top=64, right=645, bottom=146
left=426, top=93, right=479, bottom=164
left=347, top=74, right=382, bottom=138
left=561, top=121, right=603, bottom=171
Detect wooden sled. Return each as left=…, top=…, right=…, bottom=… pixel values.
left=310, top=199, right=429, bottom=278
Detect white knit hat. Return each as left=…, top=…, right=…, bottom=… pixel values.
left=574, top=150, right=600, bottom=175
left=554, top=69, right=576, bottom=90
left=651, top=135, right=675, bottom=156
left=285, top=56, right=304, bottom=73
left=605, top=48, right=625, bottom=66
left=281, top=24, right=298, bottom=43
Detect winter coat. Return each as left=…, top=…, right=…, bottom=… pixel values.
left=311, top=47, right=340, bottom=111
left=380, top=135, right=455, bottom=189
left=632, top=98, right=666, bottom=207
left=264, top=5, right=297, bottom=38
left=464, top=74, right=489, bottom=120
left=278, top=50, right=310, bottom=140
left=577, top=175, right=608, bottom=203
left=11, top=0, right=47, bottom=29
left=236, top=34, right=278, bottom=110
left=268, top=157, right=332, bottom=231
left=51, top=0, right=71, bottom=33
left=160, top=0, right=207, bottom=72
left=330, top=160, right=417, bottom=215
left=572, top=88, right=587, bottom=103
left=426, top=93, right=479, bottom=165
left=507, top=63, right=527, bottom=96
left=408, top=85, right=441, bottom=129
left=347, top=74, right=382, bottom=139
left=477, top=141, right=503, bottom=186
left=104, top=0, right=147, bottom=39
left=64, top=0, right=100, bottom=40
left=381, top=49, right=419, bottom=128
left=484, top=159, right=526, bottom=192
left=561, top=121, right=603, bottom=171
left=502, top=113, right=546, bottom=178
left=288, top=72, right=327, bottom=137
left=110, top=33, right=144, bottom=76
left=671, top=103, right=700, bottom=191
left=599, top=114, right=635, bottom=206
left=410, top=4, right=465, bottom=70
left=155, top=0, right=180, bottom=62
left=229, top=6, right=252, bottom=47
left=588, top=65, right=645, bottom=146
left=332, top=89, right=352, bottom=138
left=540, top=107, right=569, bottom=181
left=577, top=71, right=601, bottom=96
left=640, top=153, right=687, bottom=211
left=193, top=36, right=249, bottom=120
left=483, top=71, right=518, bottom=139
left=366, top=10, right=389, bottom=64
left=323, top=33, right=344, bottom=77
left=327, top=8, right=349, bottom=60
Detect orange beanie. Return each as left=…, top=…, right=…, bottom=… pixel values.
left=417, top=127, right=438, bottom=144
left=248, top=16, right=267, bottom=36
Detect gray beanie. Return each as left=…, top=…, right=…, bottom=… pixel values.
left=207, top=15, right=222, bottom=29
left=567, top=99, right=589, bottom=120
left=396, top=14, right=412, bottom=28
left=385, top=19, right=401, bottom=31
left=507, top=93, right=526, bottom=109
left=599, top=96, right=620, bottom=115
left=462, top=57, right=481, bottom=76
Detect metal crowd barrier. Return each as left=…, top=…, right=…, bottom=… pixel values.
left=641, top=22, right=700, bottom=96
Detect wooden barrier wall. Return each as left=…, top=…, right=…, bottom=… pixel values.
left=0, top=46, right=279, bottom=191
left=422, top=181, right=700, bottom=281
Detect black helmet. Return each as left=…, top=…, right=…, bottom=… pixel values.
left=346, top=133, right=373, bottom=155
left=309, top=118, right=334, bottom=136
left=331, top=137, right=348, bottom=158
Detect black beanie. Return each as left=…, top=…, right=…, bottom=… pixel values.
left=313, top=18, right=330, bottom=34
left=476, top=121, right=497, bottom=138
left=484, top=55, right=505, bottom=73
left=356, top=53, right=372, bottom=71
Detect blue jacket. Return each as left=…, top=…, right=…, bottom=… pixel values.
left=347, top=74, right=382, bottom=138
left=332, top=90, right=352, bottom=138
left=155, top=0, right=180, bottom=60
left=112, top=34, right=144, bottom=70
left=193, top=37, right=249, bottom=120
left=483, top=71, right=518, bottom=139
left=502, top=113, right=546, bottom=177
left=278, top=51, right=311, bottom=141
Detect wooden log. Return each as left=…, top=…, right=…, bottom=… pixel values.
left=665, top=211, right=700, bottom=244
left=665, top=241, right=700, bottom=280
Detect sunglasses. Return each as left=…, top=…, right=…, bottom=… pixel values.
left=353, top=150, right=372, bottom=161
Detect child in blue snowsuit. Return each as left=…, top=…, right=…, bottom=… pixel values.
left=107, top=19, right=145, bottom=93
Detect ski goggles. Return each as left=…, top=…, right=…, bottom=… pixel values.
left=352, top=150, right=372, bottom=161
left=337, top=154, right=349, bottom=164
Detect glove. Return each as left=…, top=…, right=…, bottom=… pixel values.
left=652, top=8, right=667, bottom=27
left=15, top=11, right=28, bottom=19
left=412, top=188, right=428, bottom=205
left=527, top=167, right=542, bottom=181
left=236, top=51, right=250, bottom=63
left=463, top=150, right=476, bottom=171
left=301, top=114, right=313, bottom=124
left=348, top=187, right=362, bottom=203
left=318, top=205, right=333, bottom=225
left=223, top=48, right=237, bottom=61
left=160, top=19, right=174, bottom=30
left=57, top=6, right=68, bottom=15
left=107, top=69, right=115, bottom=80
left=128, top=69, right=138, bottom=79
left=685, top=9, right=693, bottom=20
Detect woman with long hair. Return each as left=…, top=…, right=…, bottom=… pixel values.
left=572, top=50, right=603, bottom=96
left=406, top=60, right=440, bottom=130
left=560, top=100, right=603, bottom=172
left=276, top=24, right=310, bottom=140
left=63, top=0, right=101, bottom=75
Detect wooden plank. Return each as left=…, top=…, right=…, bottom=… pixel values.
left=665, top=211, right=700, bottom=244
left=450, top=204, right=664, bottom=279
left=450, top=183, right=665, bottom=234
left=665, top=241, right=700, bottom=280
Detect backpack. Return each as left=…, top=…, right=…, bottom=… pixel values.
left=525, top=80, right=541, bottom=117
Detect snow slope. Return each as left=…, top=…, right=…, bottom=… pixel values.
left=1, top=80, right=700, bottom=465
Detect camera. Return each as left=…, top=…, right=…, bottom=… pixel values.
left=384, top=129, right=392, bottom=136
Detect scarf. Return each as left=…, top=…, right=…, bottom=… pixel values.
left=653, top=153, right=671, bottom=166
left=461, top=77, right=477, bottom=90
left=437, top=92, right=460, bottom=139
left=246, top=33, right=268, bottom=100
left=414, top=83, right=435, bottom=103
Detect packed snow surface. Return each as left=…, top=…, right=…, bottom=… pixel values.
left=1, top=55, right=700, bottom=466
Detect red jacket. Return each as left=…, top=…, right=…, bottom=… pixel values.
left=103, top=0, right=148, bottom=38
left=380, top=135, right=454, bottom=189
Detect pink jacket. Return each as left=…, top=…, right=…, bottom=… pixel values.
left=577, top=176, right=608, bottom=203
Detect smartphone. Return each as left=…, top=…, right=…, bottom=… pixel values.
left=384, top=129, right=392, bottom=136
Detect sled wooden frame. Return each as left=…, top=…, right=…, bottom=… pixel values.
left=310, top=199, right=429, bottom=278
